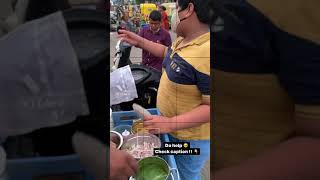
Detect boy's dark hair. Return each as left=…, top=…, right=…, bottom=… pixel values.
left=178, top=0, right=210, bottom=24
left=149, top=10, right=162, bottom=22
left=160, top=5, right=166, bottom=11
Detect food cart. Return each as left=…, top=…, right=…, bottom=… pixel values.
left=112, top=108, right=181, bottom=180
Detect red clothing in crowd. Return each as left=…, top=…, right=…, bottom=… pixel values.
left=161, top=11, right=170, bottom=31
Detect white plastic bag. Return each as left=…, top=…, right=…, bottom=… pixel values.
left=110, top=65, right=138, bottom=105
left=0, top=12, right=89, bottom=137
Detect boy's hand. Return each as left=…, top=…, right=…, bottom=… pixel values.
left=143, top=115, right=176, bottom=134
left=118, top=29, right=143, bottom=47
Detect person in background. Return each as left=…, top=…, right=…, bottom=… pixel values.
left=158, top=5, right=170, bottom=31
left=138, top=10, right=172, bottom=71
left=120, top=10, right=136, bottom=33
left=134, top=15, right=141, bottom=33
left=117, top=10, right=137, bottom=67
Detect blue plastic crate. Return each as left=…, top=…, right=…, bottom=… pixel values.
left=6, top=154, right=95, bottom=180
left=112, top=108, right=180, bottom=180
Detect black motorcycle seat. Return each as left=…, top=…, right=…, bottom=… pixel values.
left=130, top=64, right=151, bottom=85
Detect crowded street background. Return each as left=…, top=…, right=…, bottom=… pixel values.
left=109, top=0, right=177, bottom=68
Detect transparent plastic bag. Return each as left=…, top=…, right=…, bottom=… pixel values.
left=110, top=65, right=138, bottom=105
left=0, top=12, right=89, bottom=137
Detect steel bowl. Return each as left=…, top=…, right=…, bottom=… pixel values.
left=121, top=133, right=161, bottom=160
left=130, top=156, right=180, bottom=180
left=110, top=131, right=123, bottom=149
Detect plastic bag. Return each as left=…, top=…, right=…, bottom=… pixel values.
left=0, top=11, right=89, bottom=137
left=110, top=65, right=138, bottom=105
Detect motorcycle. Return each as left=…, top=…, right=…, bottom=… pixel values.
left=111, top=37, right=161, bottom=111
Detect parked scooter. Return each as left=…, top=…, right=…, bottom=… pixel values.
left=111, top=35, right=132, bottom=71
left=111, top=35, right=161, bottom=111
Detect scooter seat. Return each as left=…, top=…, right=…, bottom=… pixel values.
left=130, top=64, right=151, bottom=85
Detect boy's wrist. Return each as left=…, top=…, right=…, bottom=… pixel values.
left=168, top=117, right=178, bottom=132
left=136, top=37, right=145, bottom=48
